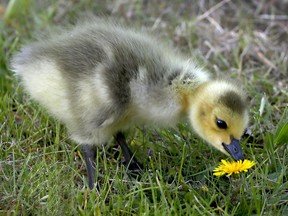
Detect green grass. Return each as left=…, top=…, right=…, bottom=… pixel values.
left=1, top=0, right=287, bottom=215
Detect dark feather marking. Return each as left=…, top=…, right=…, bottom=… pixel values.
left=167, top=70, right=180, bottom=85
left=49, top=39, right=106, bottom=77
left=102, top=43, right=139, bottom=114
left=219, top=91, right=246, bottom=114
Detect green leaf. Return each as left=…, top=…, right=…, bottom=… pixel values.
left=275, top=122, right=288, bottom=145
left=4, top=0, right=32, bottom=22
left=274, top=108, right=288, bottom=145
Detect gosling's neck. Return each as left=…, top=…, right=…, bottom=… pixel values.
left=170, top=72, right=210, bottom=115
left=178, top=82, right=209, bottom=114
left=167, top=60, right=211, bottom=114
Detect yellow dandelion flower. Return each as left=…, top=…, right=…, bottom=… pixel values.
left=213, top=159, right=256, bottom=177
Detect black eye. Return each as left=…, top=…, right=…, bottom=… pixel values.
left=216, top=119, right=227, bottom=129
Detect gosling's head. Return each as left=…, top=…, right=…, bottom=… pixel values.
left=189, top=80, right=249, bottom=160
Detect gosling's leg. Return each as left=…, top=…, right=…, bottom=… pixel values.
left=114, top=132, right=143, bottom=175
left=81, top=144, right=97, bottom=190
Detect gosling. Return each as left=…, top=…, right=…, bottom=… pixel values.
left=11, top=19, right=249, bottom=189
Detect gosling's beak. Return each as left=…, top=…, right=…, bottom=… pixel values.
left=222, top=139, right=244, bottom=161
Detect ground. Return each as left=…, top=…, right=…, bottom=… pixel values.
left=0, top=0, right=287, bottom=215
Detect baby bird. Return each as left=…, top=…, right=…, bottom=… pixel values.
left=11, top=19, right=249, bottom=189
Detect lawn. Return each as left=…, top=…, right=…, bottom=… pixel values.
left=1, top=0, right=287, bottom=215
